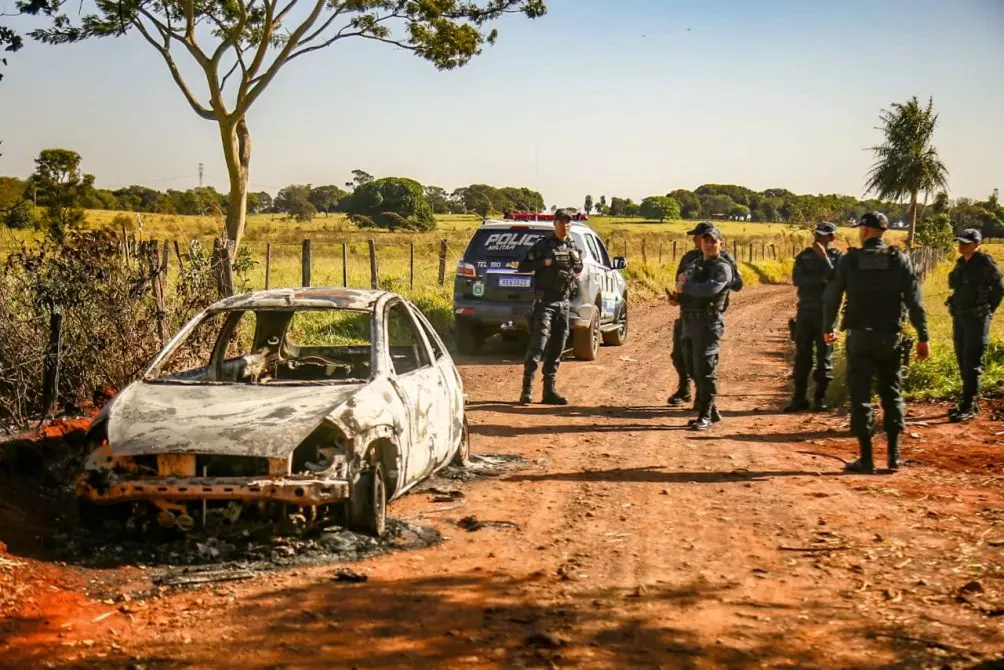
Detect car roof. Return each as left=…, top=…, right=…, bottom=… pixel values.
left=209, top=287, right=391, bottom=312
left=479, top=219, right=593, bottom=232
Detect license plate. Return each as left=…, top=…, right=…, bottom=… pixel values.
left=498, top=276, right=531, bottom=288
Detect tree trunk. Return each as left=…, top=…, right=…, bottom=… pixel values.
left=907, top=190, right=918, bottom=250
left=221, top=117, right=251, bottom=248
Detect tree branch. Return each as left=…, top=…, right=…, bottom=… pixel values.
left=237, top=0, right=327, bottom=115
left=130, top=16, right=215, bottom=121
left=241, top=0, right=276, bottom=99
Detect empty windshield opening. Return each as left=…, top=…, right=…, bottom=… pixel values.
left=146, top=308, right=374, bottom=384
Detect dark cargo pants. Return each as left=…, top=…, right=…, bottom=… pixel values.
left=524, top=299, right=570, bottom=380
left=683, top=313, right=724, bottom=418
left=793, top=311, right=834, bottom=394
left=671, top=318, right=694, bottom=392
left=846, top=329, right=905, bottom=439
left=953, top=313, right=992, bottom=407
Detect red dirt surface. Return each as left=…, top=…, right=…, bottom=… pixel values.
left=2, top=285, right=1002, bottom=668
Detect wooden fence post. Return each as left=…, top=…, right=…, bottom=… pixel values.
left=342, top=243, right=348, bottom=288
left=161, top=241, right=170, bottom=278
left=409, top=242, right=415, bottom=292
left=301, top=239, right=312, bottom=287
left=641, top=238, right=648, bottom=265
left=369, top=240, right=379, bottom=289
left=672, top=240, right=678, bottom=261
left=120, top=220, right=130, bottom=266
left=42, top=308, right=62, bottom=419
left=150, top=241, right=169, bottom=345
left=437, top=239, right=448, bottom=286
left=264, top=243, right=272, bottom=289
left=173, top=240, right=185, bottom=270
left=658, top=242, right=663, bottom=266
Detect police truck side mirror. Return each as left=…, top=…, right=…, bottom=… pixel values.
left=612, top=257, right=627, bottom=270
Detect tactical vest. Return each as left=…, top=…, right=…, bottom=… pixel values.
left=948, top=253, right=996, bottom=314
left=534, top=238, right=579, bottom=300
left=842, top=246, right=906, bottom=331
left=683, top=256, right=731, bottom=315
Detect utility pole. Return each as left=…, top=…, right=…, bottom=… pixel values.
left=198, top=163, right=204, bottom=188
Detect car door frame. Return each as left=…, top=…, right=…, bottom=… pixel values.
left=408, top=304, right=462, bottom=470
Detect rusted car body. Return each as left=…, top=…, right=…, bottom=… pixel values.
left=78, top=288, right=468, bottom=536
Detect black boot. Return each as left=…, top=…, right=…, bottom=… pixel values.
left=667, top=385, right=692, bottom=406
left=519, top=372, right=533, bottom=405
left=844, top=436, right=876, bottom=474
left=949, top=398, right=977, bottom=423
left=887, top=432, right=901, bottom=472
left=813, top=381, right=830, bottom=412
left=541, top=378, right=568, bottom=405
left=710, top=404, right=722, bottom=423
left=784, top=383, right=809, bottom=413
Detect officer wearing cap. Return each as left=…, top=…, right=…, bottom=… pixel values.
left=946, top=228, right=1004, bottom=422
left=667, top=222, right=743, bottom=408
left=823, top=211, right=930, bottom=473
left=677, top=226, right=734, bottom=431
left=517, top=209, right=584, bottom=405
left=785, top=222, right=843, bottom=412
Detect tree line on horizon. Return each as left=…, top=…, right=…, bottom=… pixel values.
left=1, top=148, right=1001, bottom=241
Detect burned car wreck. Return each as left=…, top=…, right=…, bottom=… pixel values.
left=78, top=288, right=468, bottom=537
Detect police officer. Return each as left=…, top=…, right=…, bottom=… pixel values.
left=678, top=227, right=733, bottom=431
left=668, top=222, right=743, bottom=406
left=823, top=212, right=930, bottom=473
left=946, top=228, right=1004, bottom=422
left=785, top=222, right=843, bottom=412
left=518, top=210, right=584, bottom=405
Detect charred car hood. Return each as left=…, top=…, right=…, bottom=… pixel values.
left=106, top=382, right=362, bottom=458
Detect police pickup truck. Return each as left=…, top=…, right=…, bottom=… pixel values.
left=453, top=213, right=628, bottom=360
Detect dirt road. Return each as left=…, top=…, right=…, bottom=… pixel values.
left=2, top=285, right=1003, bottom=668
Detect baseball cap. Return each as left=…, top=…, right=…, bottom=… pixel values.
left=554, top=209, right=572, bottom=222
left=956, top=228, right=982, bottom=244
left=852, top=211, right=889, bottom=230
left=813, top=221, right=837, bottom=236
left=687, top=222, right=714, bottom=236
left=702, top=227, right=724, bottom=241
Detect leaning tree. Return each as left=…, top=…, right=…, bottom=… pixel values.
left=24, top=0, right=546, bottom=250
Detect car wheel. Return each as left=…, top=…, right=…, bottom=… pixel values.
left=572, top=308, right=600, bottom=361
left=602, top=300, right=628, bottom=346
left=452, top=416, right=471, bottom=467
left=347, top=461, right=387, bottom=538
left=456, top=322, right=484, bottom=355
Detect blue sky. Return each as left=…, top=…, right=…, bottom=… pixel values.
left=1, top=0, right=1002, bottom=207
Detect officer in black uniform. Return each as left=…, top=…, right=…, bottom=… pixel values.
left=946, top=228, right=1004, bottom=422
left=823, top=212, right=929, bottom=473
left=678, top=226, right=733, bottom=431
left=518, top=210, right=584, bottom=405
left=668, top=222, right=743, bottom=406
left=785, top=222, right=843, bottom=412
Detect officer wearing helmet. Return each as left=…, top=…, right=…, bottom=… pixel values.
left=823, top=212, right=930, bottom=474
left=517, top=209, right=584, bottom=405
left=785, top=221, right=843, bottom=412
left=946, top=228, right=1004, bottom=422
left=667, top=222, right=743, bottom=408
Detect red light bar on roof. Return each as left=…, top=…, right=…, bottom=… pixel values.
left=505, top=212, right=589, bottom=222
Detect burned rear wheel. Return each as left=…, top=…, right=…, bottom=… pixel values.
left=452, top=417, right=471, bottom=467
left=347, top=462, right=387, bottom=538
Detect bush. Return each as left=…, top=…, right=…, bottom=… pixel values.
left=3, top=201, right=35, bottom=229
left=0, top=228, right=218, bottom=426
left=916, top=213, right=954, bottom=254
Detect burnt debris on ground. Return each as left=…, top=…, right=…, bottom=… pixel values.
left=417, top=452, right=526, bottom=486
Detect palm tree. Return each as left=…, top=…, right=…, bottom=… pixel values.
left=865, top=96, right=949, bottom=249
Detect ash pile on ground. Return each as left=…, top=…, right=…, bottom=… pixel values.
left=421, top=452, right=526, bottom=485
left=47, top=517, right=441, bottom=576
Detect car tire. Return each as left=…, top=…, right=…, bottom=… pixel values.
left=452, top=416, right=471, bottom=467
left=347, top=461, right=387, bottom=538
left=456, top=322, right=484, bottom=355
left=602, top=300, right=628, bottom=346
left=572, top=308, right=600, bottom=361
